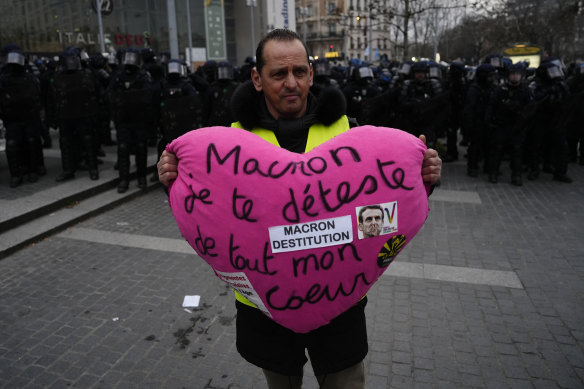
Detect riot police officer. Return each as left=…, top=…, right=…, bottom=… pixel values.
left=0, top=49, right=44, bottom=187
left=464, top=63, right=497, bottom=177
left=398, top=61, right=445, bottom=148
left=88, top=53, right=114, bottom=148
left=566, top=62, right=584, bottom=165
left=526, top=60, right=572, bottom=183
left=142, top=48, right=164, bottom=147
left=443, top=61, right=468, bottom=162
left=108, top=48, right=156, bottom=193
left=159, top=59, right=204, bottom=143
left=49, top=49, right=101, bottom=182
left=343, top=65, right=380, bottom=124
left=484, top=63, right=534, bottom=185
left=207, top=61, right=239, bottom=127
left=311, top=58, right=339, bottom=97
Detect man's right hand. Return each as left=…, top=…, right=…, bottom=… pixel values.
left=157, top=150, right=178, bottom=187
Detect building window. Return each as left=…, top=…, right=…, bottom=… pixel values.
left=357, top=37, right=361, bottom=48
left=306, top=5, right=313, bottom=16
left=329, top=23, right=336, bottom=36
left=328, top=2, right=336, bottom=15
left=350, top=37, right=354, bottom=49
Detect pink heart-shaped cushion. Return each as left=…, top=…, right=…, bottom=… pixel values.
left=167, top=125, right=429, bottom=333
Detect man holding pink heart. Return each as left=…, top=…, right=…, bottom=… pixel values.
left=158, top=29, right=442, bottom=389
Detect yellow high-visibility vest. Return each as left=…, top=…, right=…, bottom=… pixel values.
left=229, top=114, right=351, bottom=308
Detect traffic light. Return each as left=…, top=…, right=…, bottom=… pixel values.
left=329, top=45, right=334, bottom=51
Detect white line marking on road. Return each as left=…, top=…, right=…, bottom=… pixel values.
left=58, top=227, right=522, bottom=289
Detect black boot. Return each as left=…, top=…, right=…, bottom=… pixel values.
left=83, top=133, right=99, bottom=181
left=117, top=143, right=130, bottom=193
left=26, top=136, right=42, bottom=183
left=6, top=139, right=23, bottom=187
left=135, top=142, right=148, bottom=189
left=57, top=136, right=76, bottom=182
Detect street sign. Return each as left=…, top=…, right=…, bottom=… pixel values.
left=204, top=0, right=227, bottom=61
left=92, top=0, right=114, bottom=16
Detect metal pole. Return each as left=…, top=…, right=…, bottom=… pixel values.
left=250, top=2, right=256, bottom=57
left=96, top=0, right=106, bottom=52
left=167, top=0, right=179, bottom=58
left=368, top=0, right=373, bottom=61
left=186, top=0, right=193, bottom=69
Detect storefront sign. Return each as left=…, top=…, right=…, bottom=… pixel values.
left=57, top=31, right=153, bottom=47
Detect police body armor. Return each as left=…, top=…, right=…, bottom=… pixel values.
left=52, top=69, right=99, bottom=119
left=161, top=83, right=203, bottom=141
left=208, top=80, right=238, bottom=127
left=0, top=73, right=41, bottom=121
left=111, top=71, right=153, bottom=123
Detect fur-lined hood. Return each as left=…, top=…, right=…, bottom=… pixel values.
left=229, top=80, right=347, bottom=132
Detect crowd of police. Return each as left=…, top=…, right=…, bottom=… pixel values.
left=0, top=44, right=582, bottom=190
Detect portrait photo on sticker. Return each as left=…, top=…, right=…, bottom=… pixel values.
left=356, top=201, right=398, bottom=240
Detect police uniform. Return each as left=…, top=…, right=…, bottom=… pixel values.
left=50, top=51, right=101, bottom=181
left=0, top=51, right=44, bottom=187
left=108, top=49, right=156, bottom=192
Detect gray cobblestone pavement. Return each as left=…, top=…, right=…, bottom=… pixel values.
left=0, top=144, right=583, bottom=388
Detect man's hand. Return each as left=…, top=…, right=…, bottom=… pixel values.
left=419, top=135, right=442, bottom=186
left=157, top=150, right=178, bottom=187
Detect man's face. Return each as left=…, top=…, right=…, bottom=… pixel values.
left=508, top=72, right=522, bottom=85
left=251, top=39, right=313, bottom=120
left=414, top=71, right=426, bottom=82
left=359, top=208, right=383, bottom=238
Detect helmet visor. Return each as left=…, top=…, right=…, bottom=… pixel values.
left=547, top=66, right=563, bottom=79
left=122, top=52, right=141, bottom=67
left=167, top=62, right=187, bottom=76
left=6, top=52, right=25, bottom=66
left=217, top=66, right=234, bottom=80
left=428, top=67, right=441, bottom=79
left=358, top=67, right=373, bottom=79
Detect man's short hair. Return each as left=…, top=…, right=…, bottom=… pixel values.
left=255, top=29, right=310, bottom=76
left=358, top=205, right=384, bottom=224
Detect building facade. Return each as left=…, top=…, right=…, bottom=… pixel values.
left=295, top=0, right=393, bottom=63
left=0, top=0, right=296, bottom=67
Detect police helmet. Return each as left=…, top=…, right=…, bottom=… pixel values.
left=428, top=63, right=442, bottom=79
left=353, top=66, right=374, bottom=81
left=202, top=60, right=218, bottom=82
left=398, top=60, right=413, bottom=76
left=537, top=62, right=563, bottom=81
left=475, top=63, right=496, bottom=82
left=60, top=50, right=82, bottom=71
left=121, top=48, right=142, bottom=69
left=508, top=63, right=524, bottom=75
left=89, top=53, right=106, bottom=69
left=485, top=54, right=502, bottom=69
left=6, top=51, right=25, bottom=67
left=167, top=59, right=188, bottom=77
left=217, top=61, right=234, bottom=80
left=314, top=58, right=331, bottom=77
left=412, top=61, right=429, bottom=74
left=449, top=61, right=466, bottom=74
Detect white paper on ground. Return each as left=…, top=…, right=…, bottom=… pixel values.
left=182, top=295, right=200, bottom=308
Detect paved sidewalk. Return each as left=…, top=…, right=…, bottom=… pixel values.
left=0, top=131, right=161, bottom=258
left=0, top=140, right=583, bottom=388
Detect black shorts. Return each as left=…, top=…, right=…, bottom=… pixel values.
left=235, top=297, right=368, bottom=376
